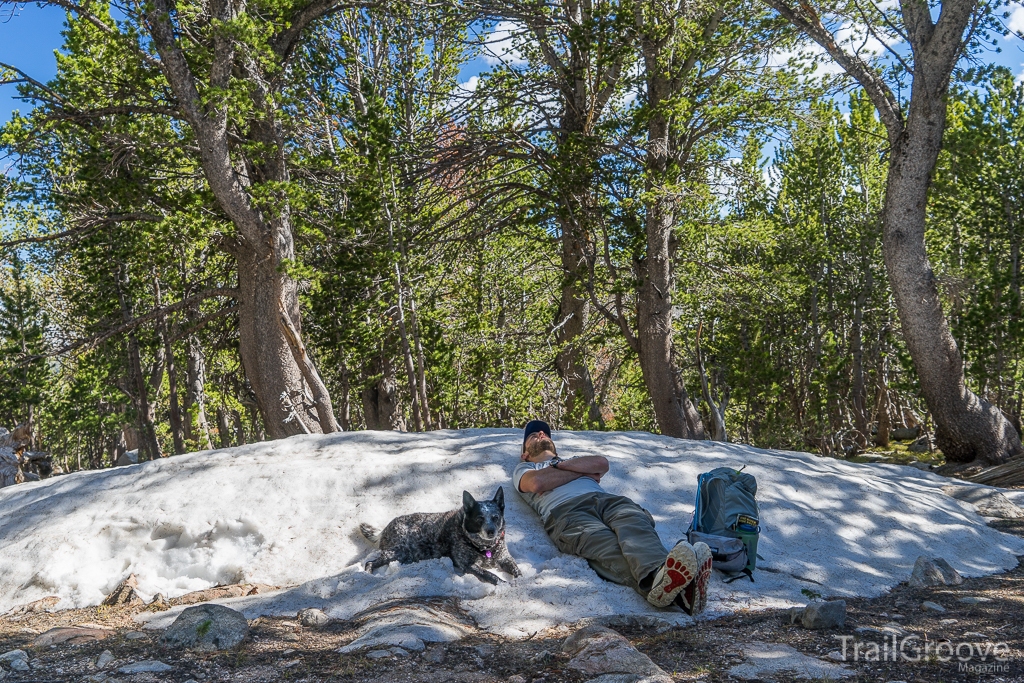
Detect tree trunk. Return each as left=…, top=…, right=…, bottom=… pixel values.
left=850, top=265, right=871, bottom=450
left=145, top=0, right=339, bottom=439
left=184, top=335, right=214, bottom=450
left=762, top=0, right=1023, bottom=465
left=634, top=34, right=706, bottom=441
left=361, top=356, right=404, bottom=431
left=883, top=96, right=1023, bottom=464
left=216, top=406, right=232, bottom=448
left=554, top=215, right=604, bottom=429
left=164, top=329, right=186, bottom=455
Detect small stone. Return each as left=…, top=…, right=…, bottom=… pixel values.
left=297, top=608, right=331, bottom=628
left=96, top=651, right=114, bottom=669
left=391, top=647, right=410, bottom=657
left=366, top=650, right=391, bottom=659
left=124, top=631, right=149, bottom=640
left=963, top=631, right=987, bottom=638
left=282, top=632, right=301, bottom=642
left=729, top=642, right=852, bottom=680
left=280, top=659, right=302, bottom=669
left=939, top=619, right=958, bottom=625
left=530, top=650, right=554, bottom=664
left=8, top=660, right=29, bottom=673
left=921, top=601, right=946, bottom=612
left=281, top=649, right=295, bottom=656
left=508, top=676, right=528, bottom=683
left=827, top=650, right=845, bottom=662
left=854, top=626, right=881, bottom=635
left=959, top=596, right=992, bottom=604
left=800, top=600, right=846, bottom=629
left=118, top=660, right=174, bottom=674
left=942, top=485, right=1024, bottom=519
left=423, top=646, right=445, bottom=664
left=908, top=556, right=963, bottom=588
left=0, top=651, right=27, bottom=665
left=474, top=644, right=496, bottom=658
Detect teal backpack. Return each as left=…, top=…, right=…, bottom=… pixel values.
left=687, top=467, right=760, bottom=583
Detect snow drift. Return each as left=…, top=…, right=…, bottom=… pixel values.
left=1, top=429, right=1022, bottom=637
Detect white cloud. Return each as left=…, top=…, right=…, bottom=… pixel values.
left=458, top=76, right=480, bottom=93
left=482, top=21, right=528, bottom=67
left=1008, top=5, right=1024, bottom=37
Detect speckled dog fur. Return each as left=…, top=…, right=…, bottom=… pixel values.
left=360, top=488, right=521, bottom=585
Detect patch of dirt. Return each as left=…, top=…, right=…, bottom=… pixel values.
left=3, top=527, right=1023, bottom=682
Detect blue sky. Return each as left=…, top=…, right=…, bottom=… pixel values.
left=2, top=3, right=1024, bottom=126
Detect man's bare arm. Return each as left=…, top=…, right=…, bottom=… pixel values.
left=554, top=456, right=609, bottom=475
left=519, top=467, right=594, bottom=494
left=518, top=456, right=609, bottom=493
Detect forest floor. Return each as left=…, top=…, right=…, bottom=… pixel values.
left=1, top=516, right=1022, bottom=683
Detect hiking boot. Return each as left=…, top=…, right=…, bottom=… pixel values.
left=646, top=542, right=698, bottom=608
left=675, top=541, right=712, bottom=615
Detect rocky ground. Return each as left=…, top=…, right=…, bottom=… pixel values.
left=2, top=524, right=1023, bottom=683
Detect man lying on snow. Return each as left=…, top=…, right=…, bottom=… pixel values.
left=514, top=420, right=713, bottom=614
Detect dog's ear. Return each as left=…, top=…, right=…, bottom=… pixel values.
left=493, top=486, right=504, bottom=512
left=463, top=490, right=478, bottom=511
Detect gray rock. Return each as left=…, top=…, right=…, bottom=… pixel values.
left=908, top=434, right=933, bottom=452
left=921, top=601, right=946, bottom=612
left=422, top=646, right=445, bottom=664
left=124, top=631, right=148, bottom=640
left=963, top=631, right=986, bottom=639
left=160, top=604, right=250, bottom=651
left=908, top=556, right=963, bottom=587
left=583, top=676, right=674, bottom=683
left=8, top=660, right=28, bottom=673
left=907, top=460, right=932, bottom=469
left=282, top=632, right=300, bottom=642
left=563, top=626, right=670, bottom=682
left=939, top=619, right=958, bottom=625
left=366, top=650, right=392, bottom=659
left=474, top=644, right=496, bottom=658
left=942, top=485, right=1024, bottom=519
left=508, top=676, right=527, bottom=683
left=390, top=647, right=410, bottom=657
left=599, top=615, right=673, bottom=634
left=800, top=600, right=846, bottom=629
left=337, top=600, right=474, bottom=654
left=118, top=660, right=174, bottom=674
left=892, top=426, right=921, bottom=441
left=0, top=651, right=27, bottom=665
left=298, top=608, right=331, bottom=628
left=728, top=642, right=853, bottom=680
left=96, top=651, right=114, bottom=670
left=530, top=650, right=554, bottom=664
left=959, top=596, right=993, bottom=604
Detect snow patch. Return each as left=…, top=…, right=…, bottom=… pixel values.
left=2, top=430, right=1022, bottom=637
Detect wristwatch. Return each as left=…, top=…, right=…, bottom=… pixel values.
left=549, top=457, right=563, bottom=469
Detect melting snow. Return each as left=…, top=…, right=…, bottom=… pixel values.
left=1, top=429, right=1022, bottom=636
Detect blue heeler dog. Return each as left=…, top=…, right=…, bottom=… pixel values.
left=359, top=488, right=521, bottom=585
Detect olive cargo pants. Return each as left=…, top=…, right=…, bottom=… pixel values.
left=543, top=493, right=668, bottom=593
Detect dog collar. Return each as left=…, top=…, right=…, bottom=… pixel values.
left=475, top=530, right=505, bottom=558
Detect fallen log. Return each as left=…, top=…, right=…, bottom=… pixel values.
left=968, top=456, right=1024, bottom=487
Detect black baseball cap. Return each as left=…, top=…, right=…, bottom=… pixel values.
left=523, top=420, right=552, bottom=447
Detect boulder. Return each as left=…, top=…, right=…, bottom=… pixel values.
left=0, top=650, right=29, bottom=671
left=160, top=604, right=249, bottom=651
left=562, top=625, right=672, bottom=683
left=921, top=601, right=946, bottom=612
left=942, top=485, right=1024, bottom=519
left=297, top=608, right=331, bottom=628
left=892, top=426, right=922, bottom=441
left=908, top=556, right=963, bottom=588
left=799, top=600, right=847, bottom=629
